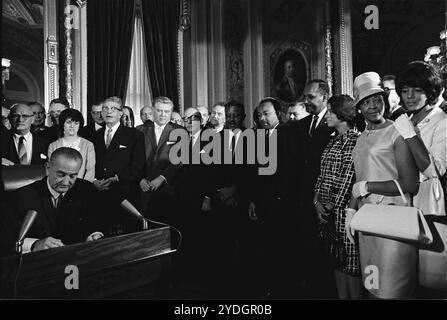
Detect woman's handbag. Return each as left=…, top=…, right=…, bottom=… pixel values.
left=350, top=180, right=433, bottom=298
left=350, top=180, right=433, bottom=244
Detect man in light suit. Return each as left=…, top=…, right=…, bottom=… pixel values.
left=139, top=97, right=183, bottom=224
left=93, top=96, right=145, bottom=221
left=1, top=103, right=49, bottom=167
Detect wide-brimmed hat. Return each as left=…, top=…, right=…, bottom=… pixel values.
left=353, top=72, right=384, bottom=107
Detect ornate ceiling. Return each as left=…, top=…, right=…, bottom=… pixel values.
left=2, top=0, right=44, bottom=27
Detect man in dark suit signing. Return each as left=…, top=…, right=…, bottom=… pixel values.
left=1, top=103, right=49, bottom=167
left=139, top=97, right=183, bottom=224
left=93, top=96, right=145, bottom=214
left=0, top=147, right=104, bottom=255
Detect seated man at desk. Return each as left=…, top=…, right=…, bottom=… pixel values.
left=1, top=147, right=104, bottom=254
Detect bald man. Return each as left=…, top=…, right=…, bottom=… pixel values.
left=136, top=106, right=154, bottom=131
left=1, top=103, right=49, bottom=166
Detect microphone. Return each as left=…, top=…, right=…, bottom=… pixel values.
left=16, top=210, right=38, bottom=253
left=120, top=199, right=148, bottom=230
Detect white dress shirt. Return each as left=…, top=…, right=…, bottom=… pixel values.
left=314, top=107, right=327, bottom=128
left=154, top=123, right=167, bottom=145
left=94, top=123, right=102, bottom=131
left=13, top=131, right=33, bottom=164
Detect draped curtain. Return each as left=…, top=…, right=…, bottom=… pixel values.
left=125, top=14, right=153, bottom=126
left=87, top=0, right=135, bottom=115
left=141, top=0, right=180, bottom=109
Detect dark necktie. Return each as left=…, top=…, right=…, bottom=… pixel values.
left=265, top=129, right=270, bottom=155
left=18, top=136, right=27, bottom=165
left=231, top=134, right=236, bottom=155
left=309, top=115, right=318, bottom=137
left=54, top=194, right=64, bottom=209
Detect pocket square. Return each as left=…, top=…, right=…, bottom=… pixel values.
left=40, top=153, right=47, bottom=159
left=166, top=141, right=176, bottom=145
left=119, top=145, right=127, bottom=149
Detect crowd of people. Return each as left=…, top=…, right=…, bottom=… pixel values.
left=1, top=60, right=446, bottom=299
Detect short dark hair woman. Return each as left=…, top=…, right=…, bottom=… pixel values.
left=314, top=94, right=362, bottom=298
left=48, top=108, right=96, bottom=181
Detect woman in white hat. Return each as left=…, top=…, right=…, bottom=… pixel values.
left=346, top=71, right=418, bottom=299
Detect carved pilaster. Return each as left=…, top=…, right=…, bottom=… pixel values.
left=44, top=0, right=59, bottom=108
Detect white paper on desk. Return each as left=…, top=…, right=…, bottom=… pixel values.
left=350, top=203, right=433, bottom=244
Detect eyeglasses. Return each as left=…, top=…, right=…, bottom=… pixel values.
left=102, top=106, right=122, bottom=112
left=91, top=111, right=102, bottom=115
left=10, top=114, right=34, bottom=121
left=33, top=111, right=46, bottom=116
left=183, top=114, right=201, bottom=123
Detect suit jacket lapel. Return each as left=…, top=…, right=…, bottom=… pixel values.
left=316, top=111, right=328, bottom=130
left=156, top=123, right=171, bottom=153
left=7, top=132, right=19, bottom=163
left=36, top=178, right=58, bottom=233
left=108, top=125, right=122, bottom=150
left=142, top=123, right=156, bottom=160
left=31, top=134, right=40, bottom=164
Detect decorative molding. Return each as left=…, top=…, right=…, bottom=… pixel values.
left=177, top=29, right=184, bottom=114
left=337, top=0, right=353, bottom=96
left=44, top=0, right=59, bottom=108
left=225, top=0, right=245, bottom=103
left=324, top=26, right=333, bottom=96
left=76, top=0, right=87, bottom=8
left=180, top=0, right=191, bottom=32
left=65, top=0, right=73, bottom=107
left=47, top=36, right=58, bottom=64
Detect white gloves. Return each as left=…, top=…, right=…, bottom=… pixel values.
left=345, top=208, right=357, bottom=244
left=394, top=114, right=417, bottom=139
left=352, top=181, right=370, bottom=199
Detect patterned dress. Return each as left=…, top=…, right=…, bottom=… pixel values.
left=314, top=129, right=360, bottom=276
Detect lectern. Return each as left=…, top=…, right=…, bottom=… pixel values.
left=0, top=225, right=176, bottom=299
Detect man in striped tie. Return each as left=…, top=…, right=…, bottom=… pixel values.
left=1, top=103, right=49, bottom=166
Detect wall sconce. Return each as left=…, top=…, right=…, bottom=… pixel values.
left=2, top=58, right=11, bottom=85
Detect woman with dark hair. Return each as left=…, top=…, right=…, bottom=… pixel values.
left=121, top=106, right=135, bottom=128
left=313, top=94, right=362, bottom=299
left=394, top=61, right=447, bottom=216
left=347, top=72, right=418, bottom=299
left=48, top=108, right=96, bottom=181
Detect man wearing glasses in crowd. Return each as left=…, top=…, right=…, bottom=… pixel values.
left=1, top=103, right=49, bottom=166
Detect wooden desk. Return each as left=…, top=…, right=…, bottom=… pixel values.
left=0, top=226, right=176, bottom=299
